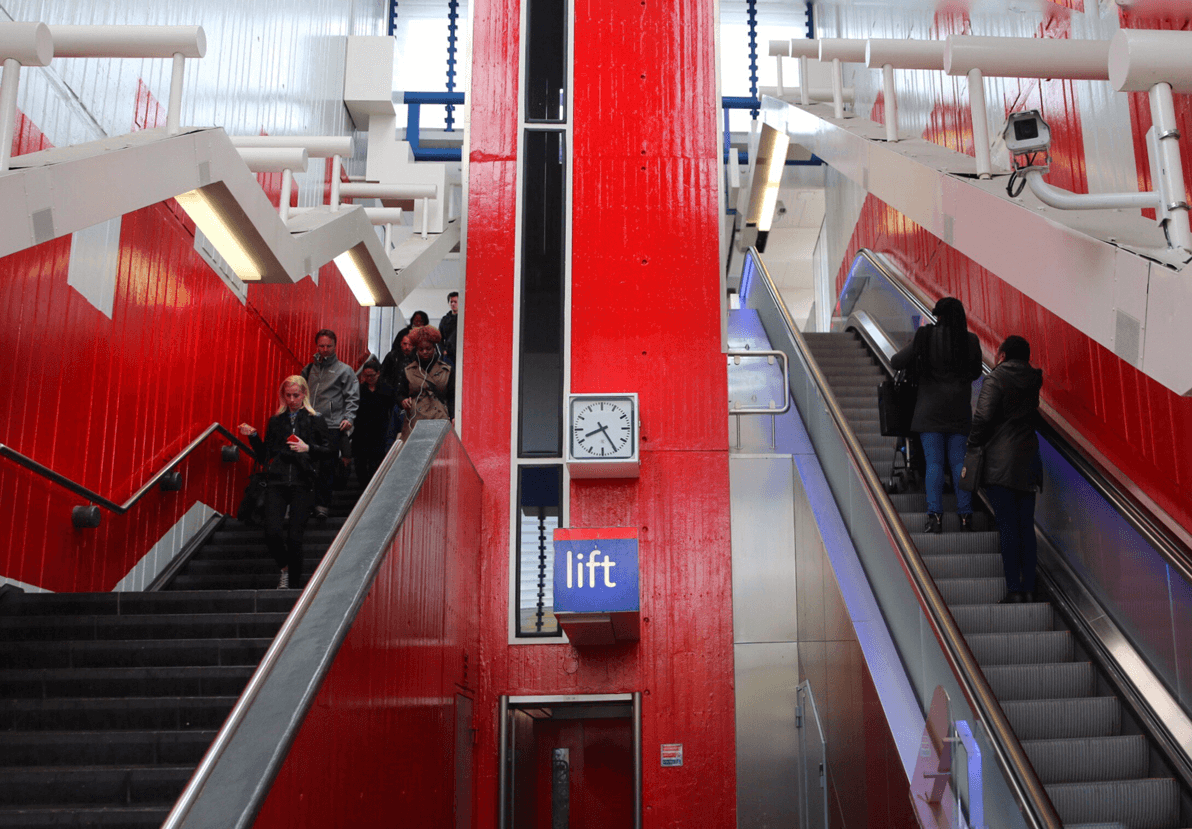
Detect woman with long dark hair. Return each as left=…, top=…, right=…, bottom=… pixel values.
left=891, top=297, right=983, bottom=533
left=238, top=376, right=331, bottom=589
left=395, top=325, right=454, bottom=440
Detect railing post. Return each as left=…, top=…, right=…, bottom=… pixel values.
left=799, top=55, right=810, bottom=105
left=831, top=57, right=844, bottom=118
left=166, top=51, right=185, bottom=135
left=0, top=58, right=21, bottom=172
left=279, top=168, right=293, bottom=224
left=1149, top=81, right=1192, bottom=251
left=330, top=153, right=342, bottom=210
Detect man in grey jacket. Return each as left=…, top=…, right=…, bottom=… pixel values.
left=302, top=329, right=360, bottom=519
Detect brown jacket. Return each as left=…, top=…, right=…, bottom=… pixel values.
left=400, top=357, right=453, bottom=439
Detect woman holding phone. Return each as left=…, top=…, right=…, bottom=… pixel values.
left=239, top=375, right=331, bottom=589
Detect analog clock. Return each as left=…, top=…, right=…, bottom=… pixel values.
left=566, top=394, right=640, bottom=478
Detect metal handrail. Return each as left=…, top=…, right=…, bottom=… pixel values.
left=726, top=348, right=792, bottom=415
left=852, top=248, right=1192, bottom=585
left=0, top=423, right=254, bottom=522
left=748, top=249, right=1063, bottom=829
left=160, top=425, right=423, bottom=829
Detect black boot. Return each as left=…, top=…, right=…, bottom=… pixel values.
left=959, top=513, right=975, bottom=532
left=923, top=513, right=943, bottom=534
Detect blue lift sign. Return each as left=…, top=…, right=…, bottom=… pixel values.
left=552, top=528, right=641, bottom=645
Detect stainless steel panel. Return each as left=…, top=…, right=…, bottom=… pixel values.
left=735, top=641, right=801, bottom=829
left=731, top=456, right=798, bottom=643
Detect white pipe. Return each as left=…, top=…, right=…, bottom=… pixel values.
left=882, top=64, right=898, bottom=142
left=831, top=58, right=844, bottom=119
left=789, top=40, right=819, bottom=60
left=775, top=55, right=784, bottom=99
left=384, top=223, right=393, bottom=250
left=866, top=39, right=945, bottom=71
left=0, top=58, right=19, bottom=172
left=340, top=181, right=438, bottom=200
left=819, top=38, right=867, bottom=63
left=291, top=206, right=404, bottom=226
left=236, top=147, right=309, bottom=173
left=1149, top=82, right=1192, bottom=251
left=967, top=68, right=991, bottom=179
left=1024, top=169, right=1159, bottom=212
left=1109, top=29, right=1192, bottom=93
left=330, top=154, right=342, bottom=210
left=945, top=35, right=1109, bottom=80
left=166, top=52, right=184, bottom=136
left=421, top=198, right=429, bottom=239
left=230, top=135, right=354, bottom=158
left=50, top=25, right=206, bottom=59
left=279, top=169, right=293, bottom=224
left=799, top=56, right=810, bottom=105
left=0, top=22, right=53, bottom=66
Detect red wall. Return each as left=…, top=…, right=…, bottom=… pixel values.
left=254, top=431, right=482, bottom=828
left=465, top=0, right=736, bottom=825
left=0, top=100, right=368, bottom=593
left=845, top=7, right=1192, bottom=539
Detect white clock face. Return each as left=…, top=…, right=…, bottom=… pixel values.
left=570, top=399, right=634, bottom=459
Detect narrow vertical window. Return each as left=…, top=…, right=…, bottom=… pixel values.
left=525, top=0, right=567, bottom=122
left=517, top=465, right=563, bottom=636
left=518, top=130, right=566, bottom=457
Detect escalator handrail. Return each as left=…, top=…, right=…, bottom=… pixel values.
left=852, top=248, right=1192, bottom=591
left=161, top=421, right=454, bottom=829
left=747, top=248, right=1064, bottom=829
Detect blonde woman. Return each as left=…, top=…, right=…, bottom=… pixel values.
left=238, top=376, right=331, bottom=589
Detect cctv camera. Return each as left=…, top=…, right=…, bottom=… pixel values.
left=1003, top=110, right=1052, bottom=157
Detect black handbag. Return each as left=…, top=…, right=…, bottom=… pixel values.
left=237, top=465, right=269, bottom=524
left=878, top=369, right=917, bottom=436
left=958, top=446, right=984, bottom=492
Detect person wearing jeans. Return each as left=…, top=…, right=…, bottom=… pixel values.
left=891, top=297, right=983, bottom=534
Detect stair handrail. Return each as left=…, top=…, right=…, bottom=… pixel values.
left=746, top=248, right=1064, bottom=829
left=852, top=247, right=1192, bottom=585
left=0, top=423, right=254, bottom=527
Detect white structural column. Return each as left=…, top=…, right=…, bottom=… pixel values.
left=882, top=64, right=897, bottom=142
left=167, top=53, right=185, bottom=135
left=0, top=58, right=20, bottom=172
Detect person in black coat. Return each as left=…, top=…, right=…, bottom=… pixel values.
left=891, top=297, right=983, bottom=533
left=239, top=375, right=331, bottom=589
left=352, top=359, right=395, bottom=486
left=967, top=335, right=1043, bottom=603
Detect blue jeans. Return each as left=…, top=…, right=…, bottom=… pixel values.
left=920, top=432, right=972, bottom=515
left=984, top=484, right=1038, bottom=593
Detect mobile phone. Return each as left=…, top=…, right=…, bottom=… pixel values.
left=286, top=434, right=301, bottom=444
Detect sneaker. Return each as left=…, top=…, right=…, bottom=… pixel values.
left=923, top=513, right=943, bottom=534
left=958, top=514, right=975, bottom=532
left=313, top=506, right=330, bottom=521
left=277, top=571, right=289, bottom=589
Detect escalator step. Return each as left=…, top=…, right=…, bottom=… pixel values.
left=0, top=730, right=217, bottom=767
left=902, top=512, right=993, bottom=533
left=0, top=805, right=170, bottom=829
left=1045, top=778, right=1178, bottom=829
left=0, top=666, right=256, bottom=699
left=0, top=612, right=289, bottom=643
left=1001, top=697, right=1122, bottom=740
left=1023, top=734, right=1148, bottom=784
left=965, top=631, right=1073, bottom=665
left=888, top=493, right=960, bottom=513
left=0, top=765, right=192, bottom=806
left=912, top=532, right=1000, bottom=557
left=0, top=697, right=239, bottom=731
left=982, top=661, right=1096, bottom=701
left=0, top=638, right=272, bottom=670
left=0, top=591, right=296, bottom=617
left=921, top=553, right=1003, bottom=580
left=935, top=576, right=1005, bottom=606
left=951, top=603, right=1053, bottom=635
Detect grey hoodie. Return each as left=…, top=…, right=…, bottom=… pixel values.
left=302, top=354, right=360, bottom=430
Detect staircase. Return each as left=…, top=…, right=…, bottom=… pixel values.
left=802, top=330, right=1188, bottom=829
left=0, top=482, right=362, bottom=828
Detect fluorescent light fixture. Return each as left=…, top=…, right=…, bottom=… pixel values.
left=174, top=187, right=264, bottom=280
left=333, top=245, right=378, bottom=306
left=746, top=123, right=791, bottom=232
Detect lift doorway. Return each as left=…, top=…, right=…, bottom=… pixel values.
left=499, top=694, right=642, bottom=829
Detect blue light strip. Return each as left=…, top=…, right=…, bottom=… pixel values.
left=956, top=720, right=984, bottom=829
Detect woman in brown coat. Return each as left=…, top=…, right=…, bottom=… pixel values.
left=395, top=325, right=454, bottom=439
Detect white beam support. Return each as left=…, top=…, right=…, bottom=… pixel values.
left=279, top=169, right=293, bottom=225
left=0, top=58, right=20, bottom=173
left=236, top=148, right=309, bottom=174
left=330, top=155, right=342, bottom=210
left=167, top=52, right=185, bottom=136
left=967, top=68, right=991, bottom=179
left=1024, top=170, right=1158, bottom=211
left=339, top=182, right=438, bottom=200
left=49, top=25, right=206, bottom=59
left=800, top=56, right=810, bottom=105
left=1149, top=82, right=1192, bottom=252
left=229, top=135, right=354, bottom=158
left=0, top=22, right=53, bottom=66
left=882, top=64, right=897, bottom=142
left=945, top=35, right=1110, bottom=80
left=292, top=206, right=404, bottom=226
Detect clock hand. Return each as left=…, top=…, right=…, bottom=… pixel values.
left=597, top=423, right=619, bottom=450
left=584, top=423, right=606, bottom=438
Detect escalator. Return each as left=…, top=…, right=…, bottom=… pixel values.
left=739, top=249, right=1192, bottom=829
left=803, top=330, right=1179, bottom=829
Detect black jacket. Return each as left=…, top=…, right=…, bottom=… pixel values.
left=967, top=359, right=1044, bottom=492
left=249, top=409, right=332, bottom=487
left=890, top=325, right=982, bottom=434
